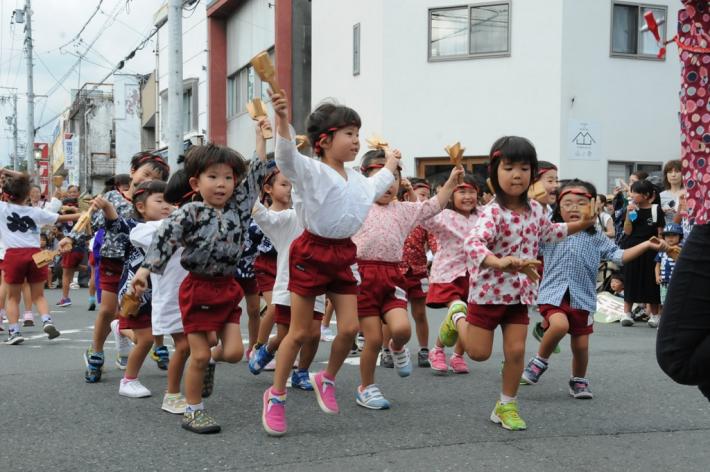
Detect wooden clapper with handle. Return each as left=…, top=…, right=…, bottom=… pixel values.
left=32, top=250, right=59, bottom=268
left=445, top=141, right=465, bottom=185
left=246, top=98, right=273, bottom=139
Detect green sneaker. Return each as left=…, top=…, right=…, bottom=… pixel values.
left=490, top=400, right=527, bottom=431
left=439, top=301, right=466, bottom=347
left=532, top=321, right=560, bottom=354
left=181, top=409, right=221, bottom=434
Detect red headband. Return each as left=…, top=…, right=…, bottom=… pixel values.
left=558, top=188, right=592, bottom=202
left=412, top=182, right=431, bottom=191
left=314, top=127, right=341, bottom=156
left=263, top=168, right=281, bottom=186
left=137, top=154, right=170, bottom=171
left=455, top=183, right=477, bottom=192
left=538, top=167, right=556, bottom=177
left=180, top=189, right=197, bottom=205
left=132, top=188, right=147, bottom=198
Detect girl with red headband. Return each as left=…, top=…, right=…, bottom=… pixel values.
left=532, top=161, right=559, bottom=211
left=438, top=136, right=596, bottom=431
left=422, top=174, right=480, bottom=375
left=261, top=90, right=401, bottom=436
left=521, top=180, right=665, bottom=398
left=349, top=151, right=462, bottom=410
left=59, top=151, right=170, bottom=383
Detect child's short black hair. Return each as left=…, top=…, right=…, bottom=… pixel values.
left=3, top=173, right=31, bottom=204
left=183, top=143, right=248, bottom=180
left=630, top=179, right=657, bottom=200
left=164, top=169, right=198, bottom=207
left=448, top=174, right=479, bottom=214
left=552, top=179, right=597, bottom=235
left=132, top=180, right=167, bottom=219
left=306, top=101, right=361, bottom=157
left=537, top=161, right=558, bottom=181
left=409, top=177, right=431, bottom=193
left=610, top=272, right=624, bottom=284
left=104, top=174, right=131, bottom=194
left=130, top=151, right=170, bottom=181
left=488, top=136, right=538, bottom=206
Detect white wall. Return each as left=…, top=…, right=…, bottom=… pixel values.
left=225, top=0, right=275, bottom=158
left=113, top=74, right=142, bottom=173
left=559, top=0, right=682, bottom=193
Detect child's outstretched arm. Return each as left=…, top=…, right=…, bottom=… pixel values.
left=621, top=238, right=667, bottom=264
left=270, top=89, right=291, bottom=141
left=435, top=166, right=465, bottom=209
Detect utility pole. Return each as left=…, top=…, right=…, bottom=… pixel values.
left=23, top=0, right=36, bottom=182
left=167, top=0, right=183, bottom=170
left=0, top=87, right=19, bottom=171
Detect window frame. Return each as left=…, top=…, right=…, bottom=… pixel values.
left=353, top=23, right=361, bottom=76
left=227, top=47, right=275, bottom=120
left=428, top=1, right=512, bottom=62
left=416, top=156, right=489, bottom=188
left=609, top=1, right=668, bottom=61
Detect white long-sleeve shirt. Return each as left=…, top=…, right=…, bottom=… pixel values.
left=275, top=135, right=395, bottom=239
left=252, top=202, right=325, bottom=313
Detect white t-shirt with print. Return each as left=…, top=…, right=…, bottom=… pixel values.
left=0, top=201, right=58, bottom=248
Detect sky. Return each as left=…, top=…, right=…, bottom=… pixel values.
left=0, top=0, right=168, bottom=167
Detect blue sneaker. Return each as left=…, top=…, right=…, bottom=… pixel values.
left=355, top=384, right=390, bottom=410
left=248, top=345, right=275, bottom=375
left=291, top=369, right=313, bottom=390
left=521, top=356, right=548, bottom=385
left=151, top=345, right=170, bottom=370
left=389, top=341, right=412, bottom=378
left=84, top=348, right=104, bottom=383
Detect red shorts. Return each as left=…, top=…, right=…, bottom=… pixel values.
left=235, top=277, right=259, bottom=296
left=88, top=252, right=95, bottom=267
left=426, top=275, right=469, bottom=308
left=539, top=295, right=593, bottom=336
left=99, top=258, right=124, bottom=293
left=3, top=248, right=47, bottom=284
left=288, top=230, right=359, bottom=296
left=273, top=304, right=324, bottom=326
left=62, top=250, right=83, bottom=269
left=466, top=303, right=529, bottom=331
left=179, top=273, right=243, bottom=334
left=118, top=309, right=152, bottom=330
left=254, top=254, right=278, bottom=294
left=357, top=260, right=408, bottom=318
left=402, top=268, right=428, bottom=300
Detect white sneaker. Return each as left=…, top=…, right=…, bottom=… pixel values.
left=320, top=326, right=335, bottom=342
left=648, top=315, right=660, bottom=328
left=110, top=319, right=132, bottom=358
left=264, top=356, right=277, bottom=371
left=161, top=392, right=187, bottom=414
left=389, top=343, right=412, bottom=378
left=620, top=313, right=634, bottom=327
left=119, top=379, right=151, bottom=398
left=70, top=282, right=80, bottom=290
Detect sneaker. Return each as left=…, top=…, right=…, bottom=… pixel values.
left=389, top=341, right=412, bottom=378
left=110, top=319, right=132, bottom=363
left=355, top=384, right=391, bottom=410
left=262, top=388, right=287, bottom=436
left=5, top=331, right=25, bottom=345
left=428, top=346, right=448, bottom=375
left=115, top=354, right=128, bottom=370
left=1, top=310, right=7, bottom=323
left=22, top=312, right=35, bottom=327
left=245, top=347, right=253, bottom=362
left=70, top=282, right=80, bottom=290
left=161, top=392, right=187, bottom=414
left=380, top=349, right=394, bottom=368
left=42, top=320, right=60, bottom=340
left=151, top=346, right=170, bottom=370
left=632, top=305, right=649, bottom=322
left=620, top=312, right=634, bottom=327
left=83, top=348, right=104, bottom=383
left=249, top=345, right=275, bottom=375
left=532, top=321, right=560, bottom=354
left=119, top=378, right=152, bottom=398
left=439, top=301, right=466, bottom=347
left=265, top=357, right=277, bottom=371
left=449, top=353, right=469, bottom=374
left=490, top=400, right=527, bottom=431
left=417, top=349, right=430, bottom=368
left=521, top=356, right=548, bottom=385
left=356, top=332, right=365, bottom=351
left=349, top=341, right=360, bottom=357
left=88, top=296, right=96, bottom=311
left=311, top=371, right=339, bottom=414
left=182, top=409, right=221, bottom=434
left=648, top=315, right=660, bottom=328
left=320, top=326, right=335, bottom=342
left=291, top=369, right=314, bottom=391
left=202, top=362, right=216, bottom=398
left=56, top=297, right=72, bottom=307
left=568, top=377, right=594, bottom=399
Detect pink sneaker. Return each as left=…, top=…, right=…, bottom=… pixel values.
left=262, top=388, right=287, bottom=436
left=310, top=371, right=339, bottom=414
left=246, top=347, right=253, bottom=362
left=22, top=312, right=35, bottom=327
left=428, top=347, right=448, bottom=375
left=449, top=353, right=469, bottom=374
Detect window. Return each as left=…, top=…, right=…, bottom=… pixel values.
left=159, top=78, right=198, bottom=141
left=182, top=88, right=193, bottom=134
left=607, top=161, right=662, bottom=193
left=429, top=2, right=510, bottom=61
left=416, top=156, right=489, bottom=189
left=227, top=48, right=275, bottom=118
left=611, top=2, right=667, bottom=59
left=353, top=23, right=361, bottom=76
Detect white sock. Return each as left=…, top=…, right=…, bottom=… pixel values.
left=536, top=355, right=549, bottom=363
left=186, top=402, right=204, bottom=413
left=500, top=393, right=517, bottom=404
left=452, top=313, right=465, bottom=325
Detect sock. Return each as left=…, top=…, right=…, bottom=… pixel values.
left=269, top=387, right=286, bottom=397
left=9, top=323, right=20, bottom=333
left=322, top=371, right=335, bottom=382
left=0, top=308, right=6, bottom=317
left=88, top=295, right=96, bottom=303
left=500, top=393, right=517, bottom=404
left=536, top=355, right=549, bottom=364
left=121, top=375, right=137, bottom=383
left=432, top=345, right=444, bottom=353
left=452, top=313, right=466, bottom=325
left=186, top=402, right=205, bottom=413
left=451, top=352, right=463, bottom=359
left=41, top=314, right=52, bottom=323
left=208, top=358, right=216, bottom=365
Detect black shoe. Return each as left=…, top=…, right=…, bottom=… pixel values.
left=202, top=363, right=216, bottom=398
left=417, top=349, right=431, bottom=368
left=380, top=349, right=394, bottom=368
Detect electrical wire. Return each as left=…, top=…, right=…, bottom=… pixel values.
left=57, top=0, right=105, bottom=53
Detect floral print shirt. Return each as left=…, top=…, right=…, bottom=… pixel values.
left=421, top=209, right=479, bottom=283
left=400, top=226, right=438, bottom=276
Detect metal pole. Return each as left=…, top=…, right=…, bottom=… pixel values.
left=24, top=0, right=36, bottom=181
left=155, top=32, right=161, bottom=150
left=12, top=94, right=18, bottom=171
left=167, top=0, right=183, bottom=170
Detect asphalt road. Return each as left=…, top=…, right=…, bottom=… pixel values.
left=0, top=288, right=708, bottom=472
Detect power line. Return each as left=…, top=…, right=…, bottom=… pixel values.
left=57, top=0, right=105, bottom=53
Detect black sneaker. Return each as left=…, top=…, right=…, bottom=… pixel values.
left=202, top=362, right=216, bottom=398
left=182, top=410, right=221, bottom=434
left=632, top=306, right=649, bottom=322
left=568, top=377, right=593, bottom=399
left=349, top=341, right=360, bottom=357
left=380, top=349, right=394, bottom=368
left=43, top=321, right=60, bottom=340
left=6, top=331, right=25, bottom=345
left=417, top=349, right=431, bottom=368
left=84, top=348, right=104, bottom=383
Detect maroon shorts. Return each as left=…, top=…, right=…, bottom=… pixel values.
left=235, top=276, right=259, bottom=297
left=273, top=304, right=324, bottom=326
left=466, top=303, right=529, bottom=331
left=99, top=258, right=124, bottom=293
left=3, top=248, right=47, bottom=284
left=118, top=309, right=152, bottom=330
left=426, top=275, right=469, bottom=308
left=288, top=230, right=359, bottom=296
left=539, top=295, right=593, bottom=336
left=88, top=252, right=95, bottom=267
left=254, top=254, right=278, bottom=294
left=402, top=268, right=428, bottom=300
left=179, top=273, right=243, bottom=334
left=357, top=260, right=408, bottom=318
left=62, top=250, right=83, bottom=269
